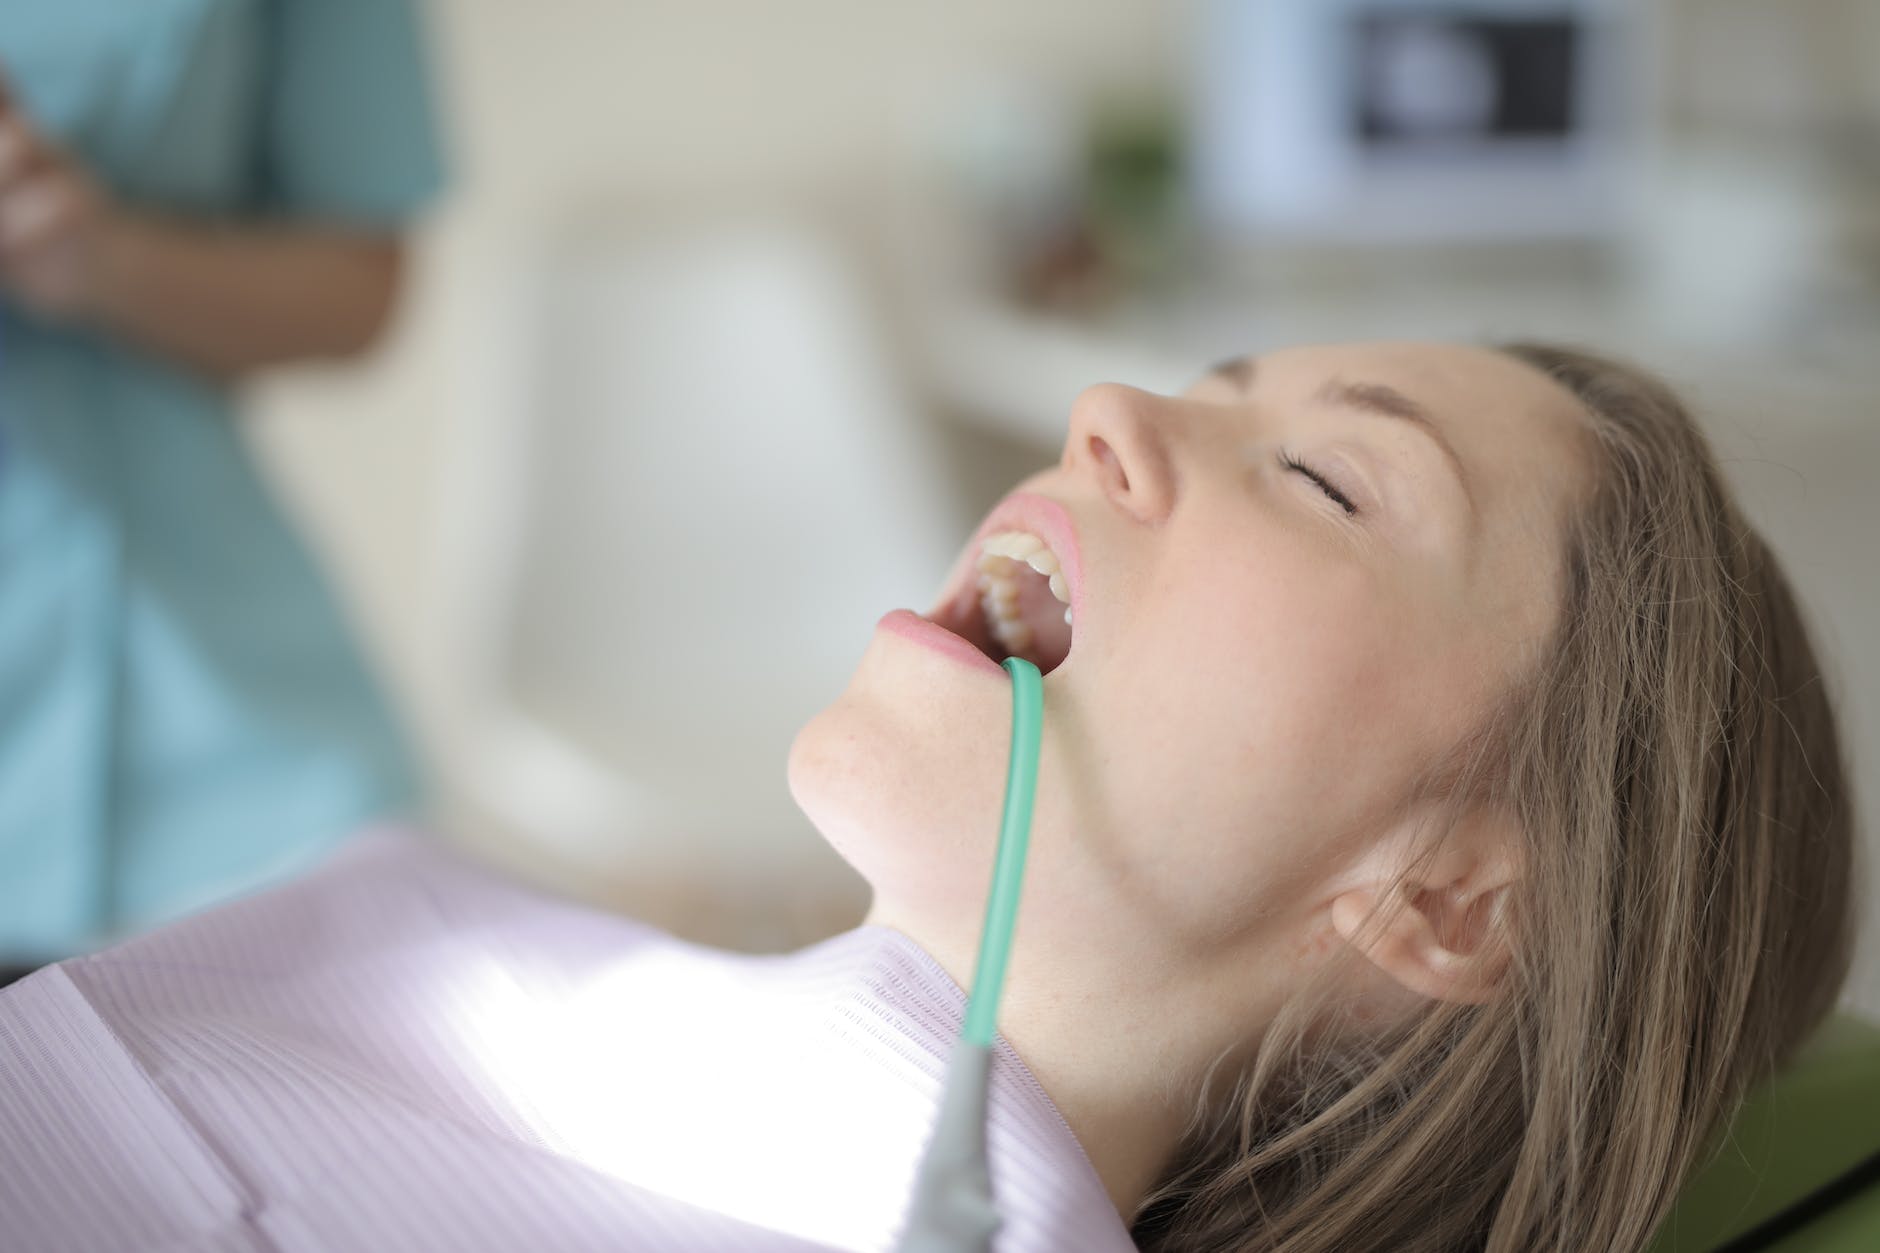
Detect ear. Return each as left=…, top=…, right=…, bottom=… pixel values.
left=1328, top=805, right=1521, bottom=1006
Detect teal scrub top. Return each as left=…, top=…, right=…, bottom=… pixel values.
left=0, top=0, right=445, bottom=958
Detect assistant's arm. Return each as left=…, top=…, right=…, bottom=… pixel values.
left=0, top=90, right=406, bottom=381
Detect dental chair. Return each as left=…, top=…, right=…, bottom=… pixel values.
left=430, top=218, right=964, bottom=941
left=1649, top=1014, right=1880, bottom=1252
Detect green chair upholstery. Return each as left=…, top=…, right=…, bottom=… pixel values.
left=1648, top=1014, right=1880, bottom=1252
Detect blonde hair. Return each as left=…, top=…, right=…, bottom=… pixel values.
left=1131, top=343, right=1860, bottom=1252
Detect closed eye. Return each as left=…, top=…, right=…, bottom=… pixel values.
left=1279, top=450, right=1358, bottom=516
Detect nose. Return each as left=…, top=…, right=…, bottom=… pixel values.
left=1063, top=383, right=1178, bottom=526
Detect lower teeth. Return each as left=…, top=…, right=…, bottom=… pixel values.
left=975, top=549, right=1070, bottom=660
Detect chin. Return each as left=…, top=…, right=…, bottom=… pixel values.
left=787, top=640, right=1011, bottom=919
left=785, top=697, right=882, bottom=869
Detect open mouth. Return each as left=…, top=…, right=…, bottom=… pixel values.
left=925, top=529, right=1076, bottom=676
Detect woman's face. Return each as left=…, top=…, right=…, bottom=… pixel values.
left=789, top=341, right=1591, bottom=976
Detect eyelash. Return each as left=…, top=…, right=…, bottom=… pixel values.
left=1278, top=450, right=1358, bottom=516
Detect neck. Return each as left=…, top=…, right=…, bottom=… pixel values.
left=866, top=905, right=1248, bottom=1221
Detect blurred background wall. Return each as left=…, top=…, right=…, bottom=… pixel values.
left=240, top=1, right=1880, bottom=1009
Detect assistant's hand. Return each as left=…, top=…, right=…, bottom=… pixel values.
left=0, top=78, right=119, bottom=321
left=0, top=73, right=403, bottom=376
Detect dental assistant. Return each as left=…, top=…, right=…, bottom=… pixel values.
left=0, top=1, right=445, bottom=979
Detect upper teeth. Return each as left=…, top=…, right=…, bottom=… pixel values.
left=976, top=529, right=1073, bottom=655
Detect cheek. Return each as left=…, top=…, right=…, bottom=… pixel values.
left=1171, top=541, right=1410, bottom=765
left=1077, top=539, right=1446, bottom=925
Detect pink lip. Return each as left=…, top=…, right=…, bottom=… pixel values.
left=877, top=609, right=1006, bottom=675
left=928, top=490, right=1085, bottom=627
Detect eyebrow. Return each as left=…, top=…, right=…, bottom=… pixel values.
left=1206, top=355, right=1475, bottom=512
left=1208, top=354, right=1258, bottom=392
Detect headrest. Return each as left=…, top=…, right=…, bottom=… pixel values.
left=1648, top=1014, right=1880, bottom=1251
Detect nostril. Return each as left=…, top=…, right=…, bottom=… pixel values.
left=1090, top=435, right=1129, bottom=495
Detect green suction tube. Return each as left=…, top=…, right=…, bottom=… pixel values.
left=964, top=657, right=1043, bottom=1047
left=895, top=657, right=1044, bottom=1253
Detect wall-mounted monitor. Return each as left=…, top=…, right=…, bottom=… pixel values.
left=1191, top=0, right=1641, bottom=243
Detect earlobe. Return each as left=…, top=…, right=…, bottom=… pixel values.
left=1330, top=876, right=1516, bottom=1007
